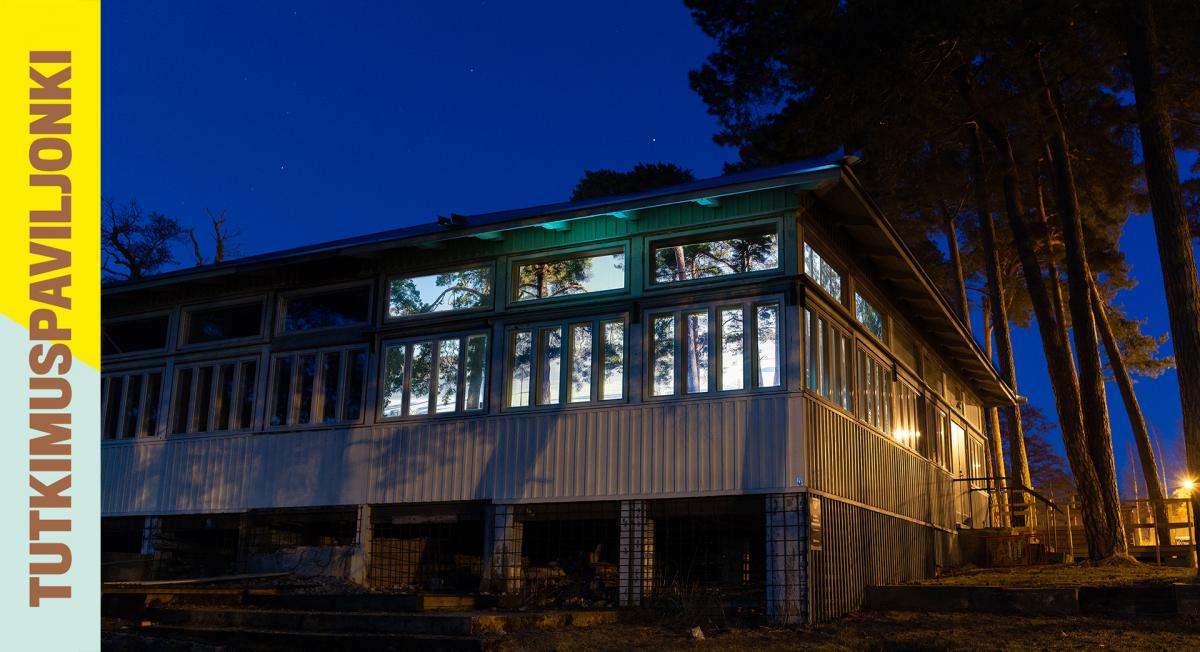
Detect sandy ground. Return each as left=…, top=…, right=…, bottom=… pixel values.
left=498, top=610, right=1200, bottom=651
left=909, top=563, right=1195, bottom=588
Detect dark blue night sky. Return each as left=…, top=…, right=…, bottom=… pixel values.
left=102, top=1, right=1196, bottom=494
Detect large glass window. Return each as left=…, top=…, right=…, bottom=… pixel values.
left=172, top=358, right=258, bottom=434
left=184, top=301, right=264, bottom=345
left=652, top=227, right=778, bottom=284
left=805, top=308, right=852, bottom=411
left=508, top=317, right=626, bottom=406
left=858, top=349, right=893, bottom=433
left=388, top=265, right=493, bottom=317
left=925, top=407, right=950, bottom=469
left=102, top=369, right=163, bottom=439
left=893, top=381, right=921, bottom=451
left=803, top=242, right=843, bottom=300
left=283, top=285, right=371, bottom=332
left=103, top=315, right=169, bottom=356
left=382, top=334, right=487, bottom=418
left=513, top=250, right=625, bottom=302
left=649, top=300, right=781, bottom=396
left=856, top=292, right=884, bottom=340
left=269, top=346, right=367, bottom=426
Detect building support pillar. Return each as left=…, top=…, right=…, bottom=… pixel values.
left=482, top=503, right=523, bottom=594
left=765, top=493, right=807, bottom=625
left=349, top=504, right=373, bottom=586
left=619, top=500, right=655, bottom=607
left=140, top=516, right=161, bottom=556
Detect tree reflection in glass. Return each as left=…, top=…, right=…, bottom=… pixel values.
left=389, top=266, right=492, bottom=317
left=654, top=231, right=777, bottom=283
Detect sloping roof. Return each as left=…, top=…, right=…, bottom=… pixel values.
left=103, top=160, right=842, bottom=292
left=103, top=160, right=1015, bottom=406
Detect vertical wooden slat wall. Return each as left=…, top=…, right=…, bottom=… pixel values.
left=99, top=393, right=801, bottom=515
left=804, top=396, right=959, bottom=622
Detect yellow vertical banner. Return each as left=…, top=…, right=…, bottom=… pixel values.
left=0, top=1, right=100, bottom=649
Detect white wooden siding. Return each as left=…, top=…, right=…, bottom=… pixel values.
left=102, top=393, right=804, bottom=516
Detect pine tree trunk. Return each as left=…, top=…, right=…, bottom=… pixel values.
left=956, top=75, right=1110, bottom=557
left=1122, top=0, right=1200, bottom=573
left=942, top=202, right=972, bottom=330
left=1089, top=277, right=1172, bottom=546
left=981, top=301, right=1011, bottom=527
left=1032, top=53, right=1128, bottom=556
left=968, top=126, right=1025, bottom=523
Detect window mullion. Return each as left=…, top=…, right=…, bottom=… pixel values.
left=457, top=337, right=468, bottom=413
left=739, top=303, right=748, bottom=391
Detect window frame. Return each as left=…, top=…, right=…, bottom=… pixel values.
left=803, top=303, right=855, bottom=414
left=854, top=289, right=887, bottom=344
left=102, top=310, right=174, bottom=360
left=102, top=367, right=166, bottom=440
left=507, top=243, right=630, bottom=307
left=643, top=295, right=785, bottom=400
left=378, top=330, right=490, bottom=421
left=384, top=261, right=497, bottom=322
left=169, top=356, right=261, bottom=436
left=503, top=312, right=629, bottom=411
left=178, top=297, right=269, bottom=350
left=276, top=281, right=374, bottom=335
left=266, top=343, right=371, bottom=429
left=801, top=240, right=846, bottom=305
left=646, top=220, right=783, bottom=290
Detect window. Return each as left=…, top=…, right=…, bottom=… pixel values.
left=102, top=369, right=163, bottom=439
left=803, top=242, right=842, bottom=300
left=855, top=292, right=884, bottom=340
left=652, top=227, right=778, bottom=284
left=283, top=285, right=371, bottom=332
left=507, top=317, right=625, bottom=406
left=892, top=381, right=921, bottom=451
left=388, top=265, right=493, bottom=317
left=967, top=435, right=988, bottom=489
left=270, top=345, right=367, bottom=426
left=926, top=407, right=950, bottom=469
left=858, top=349, right=892, bottom=433
left=171, top=358, right=258, bottom=434
left=805, top=308, right=852, bottom=411
left=184, top=301, right=264, bottom=345
left=649, top=300, right=780, bottom=396
left=103, top=315, right=169, bottom=356
left=513, top=250, right=625, bottom=302
left=382, top=334, right=487, bottom=417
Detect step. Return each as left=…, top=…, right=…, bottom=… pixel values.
left=141, top=624, right=496, bottom=652
left=144, top=605, right=621, bottom=636
left=104, top=588, right=486, bottom=618
left=145, top=606, right=482, bottom=636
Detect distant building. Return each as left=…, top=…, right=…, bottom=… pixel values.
left=100, top=162, right=1012, bottom=623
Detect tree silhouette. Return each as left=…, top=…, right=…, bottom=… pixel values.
left=101, top=197, right=184, bottom=281
left=570, top=162, right=695, bottom=200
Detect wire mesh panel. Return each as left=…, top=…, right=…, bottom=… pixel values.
left=503, top=502, right=621, bottom=607
left=145, top=514, right=242, bottom=579
left=370, top=502, right=485, bottom=592
left=240, top=507, right=359, bottom=577
left=648, top=496, right=767, bottom=614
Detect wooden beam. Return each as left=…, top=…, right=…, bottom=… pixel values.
left=609, top=210, right=639, bottom=221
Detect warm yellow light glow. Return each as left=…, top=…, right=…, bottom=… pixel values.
left=1185, top=478, right=1197, bottom=492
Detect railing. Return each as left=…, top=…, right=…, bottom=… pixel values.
left=1012, top=495, right=1195, bottom=566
